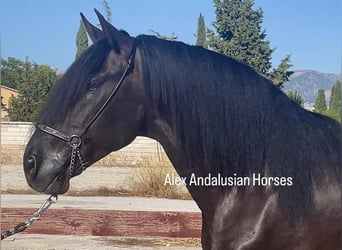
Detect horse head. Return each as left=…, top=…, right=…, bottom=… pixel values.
left=23, top=10, right=145, bottom=194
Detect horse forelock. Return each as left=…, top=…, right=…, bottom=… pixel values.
left=37, top=39, right=111, bottom=127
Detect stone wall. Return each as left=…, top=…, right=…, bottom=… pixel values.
left=1, top=122, right=171, bottom=167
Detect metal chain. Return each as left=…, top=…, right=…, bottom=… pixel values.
left=68, top=146, right=77, bottom=178
left=1, top=195, right=58, bottom=240
left=76, top=147, right=86, bottom=172
left=68, top=146, right=86, bottom=178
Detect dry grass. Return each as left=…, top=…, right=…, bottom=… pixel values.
left=124, top=163, right=192, bottom=200
left=1, top=188, right=39, bottom=195
left=65, top=187, right=130, bottom=196
left=101, top=237, right=201, bottom=247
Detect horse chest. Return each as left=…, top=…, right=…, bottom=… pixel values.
left=211, top=189, right=286, bottom=250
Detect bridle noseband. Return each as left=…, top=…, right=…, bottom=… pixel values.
left=37, top=42, right=137, bottom=178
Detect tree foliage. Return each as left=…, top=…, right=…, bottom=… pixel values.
left=196, top=13, right=208, bottom=48
left=208, top=0, right=292, bottom=87
left=102, top=0, right=112, bottom=23
left=327, top=80, right=341, bottom=122
left=287, top=90, right=303, bottom=107
left=314, top=81, right=341, bottom=122
left=4, top=58, right=57, bottom=121
left=268, top=55, right=293, bottom=86
left=149, top=30, right=178, bottom=41
left=1, top=57, right=26, bottom=89
left=75, top=20, right=88, bottom=59
left=314, top=89, right=327, bottom=114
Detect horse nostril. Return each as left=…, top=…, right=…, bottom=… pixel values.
left=27, top=155, right=37, bottom=180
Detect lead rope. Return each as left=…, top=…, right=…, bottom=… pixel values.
left=1, top=195, right=58, bottom=240
left=1, top=142, right=84, bottom=241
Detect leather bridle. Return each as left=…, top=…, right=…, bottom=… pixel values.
left=36, top=42, right=137, bottom=178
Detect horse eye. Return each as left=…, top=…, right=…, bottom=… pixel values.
left=89, top=77, right=98, bottom=91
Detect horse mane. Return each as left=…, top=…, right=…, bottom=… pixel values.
left=37, top=39, right=111, bottom=127
left=136, top=35, right=341, bottom=218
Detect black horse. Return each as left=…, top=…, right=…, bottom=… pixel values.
left=24, top=10, right=341, bottom=250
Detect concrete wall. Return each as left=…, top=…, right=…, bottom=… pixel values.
left=1, top=122, right=171, bottom=167
left=1, top=122, right=33, bottom=145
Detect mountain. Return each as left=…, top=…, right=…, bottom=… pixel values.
left=283, top=70, right=341, bottom=104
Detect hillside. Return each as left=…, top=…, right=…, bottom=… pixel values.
left=283, top=70, right=341, bottom=104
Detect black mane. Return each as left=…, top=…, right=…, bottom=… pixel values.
left=37, top=39, right=111, bottom=126
left=137, top=35, right=341, bottom=217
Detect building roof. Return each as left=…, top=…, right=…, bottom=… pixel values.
left=1, top=85, right=19, bottom=107
left=1, top=85, right=19, bottom=93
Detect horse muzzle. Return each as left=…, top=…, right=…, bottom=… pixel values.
left=24, top=148, right=71, bottom=195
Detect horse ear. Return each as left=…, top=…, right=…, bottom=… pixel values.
left=80, top=13, right=103, bottom=43
left=94, top=8, right=133, bottom=56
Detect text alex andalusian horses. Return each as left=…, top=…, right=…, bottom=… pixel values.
left=23, top=10, right=341, bottom=250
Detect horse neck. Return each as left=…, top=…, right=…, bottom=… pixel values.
left=144, top=116, right=187, bottom=173
left=143, top=113, right=225, bottom=214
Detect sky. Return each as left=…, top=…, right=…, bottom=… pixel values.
left=1, top=0, right=341, bottom=74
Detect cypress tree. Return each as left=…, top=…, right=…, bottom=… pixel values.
left=287, top=90, right=303, bottom=107
left=75, top=20, right=88, bottom=59
left=328, top=80, right=341, bottom=121
left=314, top=89, right=327, bottom=114
left=208, top=0, right=292, bottom=87
left=196, top=13, right=207, bottom=48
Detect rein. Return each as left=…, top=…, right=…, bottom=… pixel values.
left=37, top=43, right=137, bottom=178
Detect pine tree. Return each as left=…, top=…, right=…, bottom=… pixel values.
left=208, top=0, right=292, bottom=87
left=196, top=13, right=207, bottom=48
left=75, top=20, right=88, bottom=59
left=269, top=55, right=293, bottom=87
left=314, top=89, right=327, bottom=114
left=327, top=80, right=341, bottom=122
